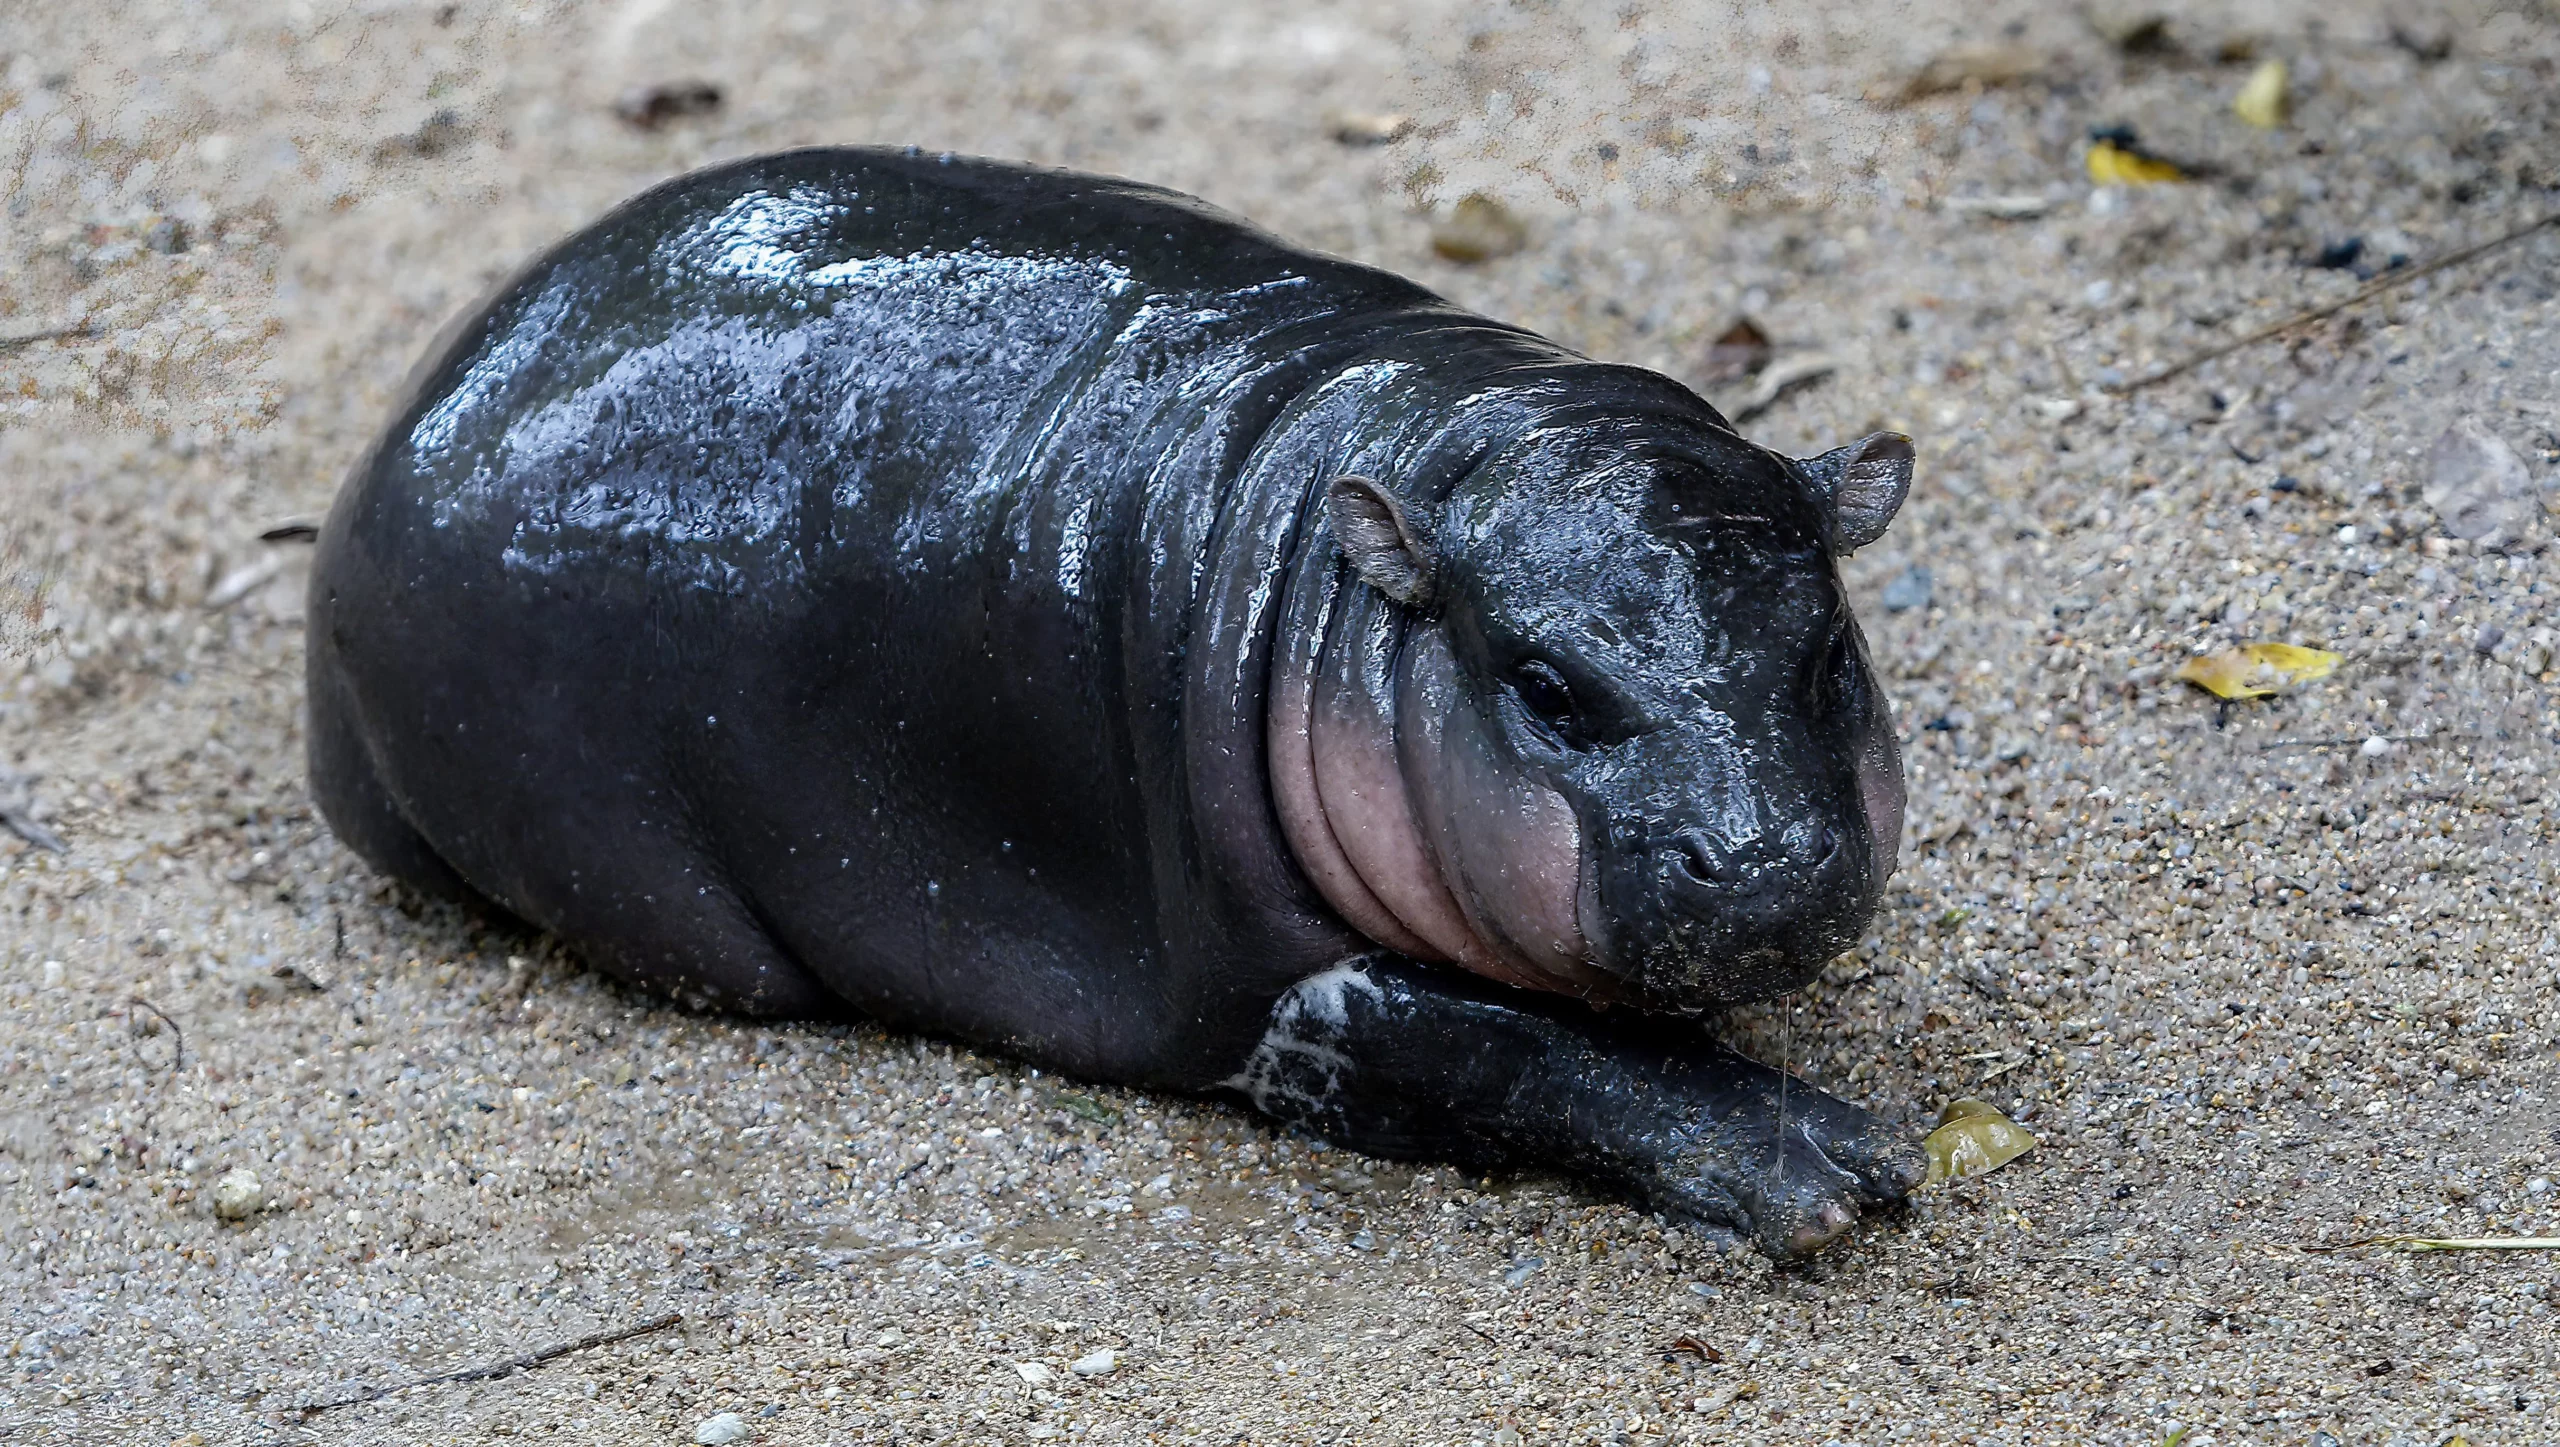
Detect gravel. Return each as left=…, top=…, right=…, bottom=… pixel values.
left=4, top=1, right=2558, bottom=1444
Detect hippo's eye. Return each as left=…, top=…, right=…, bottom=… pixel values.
left=1510, top=659, right=1579, bottom=738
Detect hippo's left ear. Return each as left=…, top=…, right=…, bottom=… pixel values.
left=1799, top=432, right=1915, bottom=553
left=1328, top=475, right=1441, bottom=610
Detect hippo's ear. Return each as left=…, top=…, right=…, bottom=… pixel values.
left=1800, top=432, right=1915, bottom=553
left=1328, top=475, right=1440, bottom=610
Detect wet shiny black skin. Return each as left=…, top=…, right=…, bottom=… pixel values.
left=310, top=148, right=1921, bottom=1254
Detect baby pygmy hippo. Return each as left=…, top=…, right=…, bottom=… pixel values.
left=309, top=148, right=1922, bottom=1255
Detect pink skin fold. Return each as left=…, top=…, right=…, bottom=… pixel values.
left=1309, top=599, right=1482, bottom=966
left=1268, top=566, right=1611, bottom=996
left=1266, top=577, right=1443, bottom=961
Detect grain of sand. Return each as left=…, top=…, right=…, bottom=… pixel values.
left=3, top=2, right=2558, bottom=1444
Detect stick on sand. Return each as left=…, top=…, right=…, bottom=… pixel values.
left=2109, top=211, right=2560, bottom=395
left=294, top=1311, right=686, bottom=1417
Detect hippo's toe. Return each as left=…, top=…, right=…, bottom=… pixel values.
left=1640, top=1084, right=1924, bottom=1259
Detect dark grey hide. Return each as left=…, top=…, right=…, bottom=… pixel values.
left=308, top=148, right=1922, bottom=1255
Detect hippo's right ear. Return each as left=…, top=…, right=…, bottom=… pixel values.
left=1328, top=475, right=1440, bottom=610
left=1800, top=432, right=1915, bottom=554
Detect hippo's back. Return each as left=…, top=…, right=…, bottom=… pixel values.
left=353, top=148, right=1411, bottom=604
left=309, top=148, right=1437, bottom=1057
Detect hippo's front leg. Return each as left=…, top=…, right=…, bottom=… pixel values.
left=1230, top=959, right=1923, bottom=1257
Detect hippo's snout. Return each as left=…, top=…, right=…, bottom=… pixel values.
left=1612, top=812, right=1874, bottom=1009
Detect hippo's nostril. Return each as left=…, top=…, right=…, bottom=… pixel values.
left=1805, top=820, right=1841, bottom=868
left=1671, top=829, right=1730, bottom=887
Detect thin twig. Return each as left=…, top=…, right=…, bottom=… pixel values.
left=294, top=1311, right=685, bottom=1417
left=0, top=322, right=89, bottom=353
left=2109, top=211, right=2560, bottom=394
left=126, top=997, right=184, bottom=1079
left=0, top=799, right=63, bottom=852
left=0, top=763, right=63, bottom=852
left=2306, top=1235, right=2560, bottom=1254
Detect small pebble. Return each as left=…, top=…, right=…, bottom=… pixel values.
left=211, top=1168, right=262, bottom=1222
left=377, top=107, right=469, bottom=159
left=1697, top=317, right=1773, bottom=386
left=1891, top=43, right=2043, bottom=101
left=1880, top=564, right=1934, bottom=613
left=2232, top=59, right=2288, bottom=129
left=1429, top=194, right=1527, bottom=264
left=2360, top=736, right=2394, bottom=758
left=693, top=1412, right=750, bottom=1445
left=1070, top=1347, right=1118, bottom=1377
left=615, top=81, right=723, bottom=131
left=40, top=959, right=65, bottom=989
left=1324, top=110, right=1413, bottom=146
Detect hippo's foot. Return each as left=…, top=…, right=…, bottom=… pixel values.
left=1228, top=957, right=1921, bottom=1259
left=1620, top=1063, right=1924, bottom=1257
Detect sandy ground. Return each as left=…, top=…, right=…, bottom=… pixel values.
left=5, top=1, right=2560, bottom=1443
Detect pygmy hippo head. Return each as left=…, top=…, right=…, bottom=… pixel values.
left=1275, top=388, right=1911, bottom=1013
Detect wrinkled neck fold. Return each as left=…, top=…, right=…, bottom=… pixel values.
left=1255, top=345, right=1615, bottom=996
left=1267, top=508, right=1606, bottom=995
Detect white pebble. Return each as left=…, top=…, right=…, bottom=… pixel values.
left=212, top=1168, right=262, bottom=1221
left=1070, top=1347, right=1118, bottom=1377
left=40, top=960, right=64, bottom=989
left=2334, top=524, right=2357, bottom=545
left=693, top=1412, right=750, bottom=1445
left=2359, top=736, right=2393, bottom=758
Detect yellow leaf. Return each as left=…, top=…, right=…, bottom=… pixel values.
left=2174, top=642, right=2340, bottom=699
left=1923, top=1097, right=2036, bottom=1184
left=2175, top=651, right=2272, bottom=699
left=2086, top=139, right=2184, bottom=185
left=2233, top=60, right=2288, bottom=129
left=2242, top=641, right=2337, bottom=680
